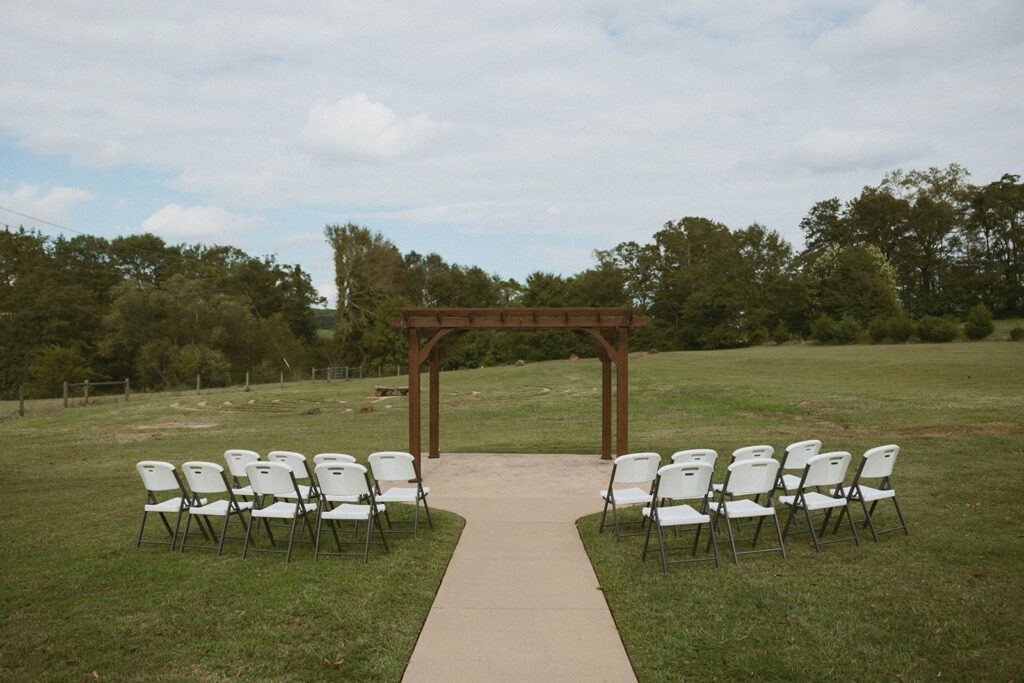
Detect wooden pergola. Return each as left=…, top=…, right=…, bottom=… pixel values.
left=386, top=307, right=651, bottom=469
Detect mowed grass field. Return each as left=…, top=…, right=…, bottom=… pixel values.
left=2, top=339, right=1022, bottom=680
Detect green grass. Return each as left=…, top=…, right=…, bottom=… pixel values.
left=2, top=340, right=1022, bottom=680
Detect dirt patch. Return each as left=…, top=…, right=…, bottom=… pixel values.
left=134, top=423, right=217, bottom=430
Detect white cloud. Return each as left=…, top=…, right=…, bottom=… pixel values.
left=793, top=127, right=931, bottom=173
left=0, top=183, right=94, bottom=223
left=141, top=205, right=267, bottom=241
left=300, top=93, right=443, bottom=161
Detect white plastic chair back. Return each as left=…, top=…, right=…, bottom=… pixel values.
left=656, top=462, right=714, bottom=500
left=801, top=451, right=852, bottom=488
left=137, top=461, right=180, bottom=492
left=724, top=458, right=780, bottom=497
left=181, top=461, right=229, bottom=494
left=246, top=461, right=300, bottom=498
left=612, top=452, right=661, bottom=484
left=860, top=445, right=899, bottom=478
left=315, top=463, right=371, bottom=499
left=268, top=451, right=310, bottom=480
left=670, top=449, right=718, bottom=467
left=313, top=453, right=357, bottom=466
left=782, top=440, right=821, bottom=471
left=368, top=451, right=417, bottom=481
left=224, top=449, right=260, bottom=478
left=731, top=444, right=774, bottom=462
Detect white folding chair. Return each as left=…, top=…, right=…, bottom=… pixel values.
left=223, top=449, right=260, bottom=499
left=313, top=453, right=357, bottom=465
left=670, top=449, right=719, bottom=467
left=314, top=463, right=389, bottom=563
left=179, top=461, right=254, bottom=556
left=776, top=440, right=822, bottom=495
left=706, top=458, right=787, bottom=564
left=835, top=445, right=908, bottom=542
left=642, top=462, right=719, bottom=572
left=367, top=451, right=433, bottom=537
left=598, top=452, right=661, bottom=542
left=779, top=451, right=859, bottom=553
left=242, top=461, right=318, bottom=562
left=267, top=450, right=318, bottom=504
left=135, top=460, right=203, bottom=551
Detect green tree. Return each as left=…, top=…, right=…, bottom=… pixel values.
left=805, top=245, right=902, bottom=324
left=963, top=304, right=995, bottom=340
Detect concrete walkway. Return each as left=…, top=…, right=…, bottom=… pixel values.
left=402, top=453, right=637, bottom=683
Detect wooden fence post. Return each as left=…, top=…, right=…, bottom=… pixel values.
left=63, top=381, right=68, bottom=409
left=124, top=378, right=130, bottom=401
left=245, top=371, right=250, bottom=390
left=196, top=374, right=201, bottom=395
left=280, top=371, right=284, bottom=388
left=19, top=384, right=24, bottom=418
left=83, top=379, right=89, bottom=405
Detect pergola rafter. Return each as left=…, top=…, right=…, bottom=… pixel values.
left=386, top=307, right=651, bottom=470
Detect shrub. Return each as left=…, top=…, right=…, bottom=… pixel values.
left=810, top=314, right=834, bottom=342
left=917, top=315, right=959, bottom=343
left=772, top=320, right=789, bottom=345
left=887, top=314, right=916, bottom=342
left=867, top=316, right=888, bottom=343
left=1011, top=326, right=1024, bottom=341
left=832, top=316, right=863, bottom=344
left=963, top=304, right=995, bottom=340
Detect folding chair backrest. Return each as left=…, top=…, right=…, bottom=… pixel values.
left=268, top=451, right=311, bottom=480
left=181, top=461, right=229, bottom=495
left=315, top=463, right=371, bottom=499
left=137, top=461, right=180, bottom=492
left=731, top=444, right=774, bottom=462
left=368, top=451, right=417, bottom=482
left=802, top=451, right=852, bottom=488
left=656, top=462, right=714, bottom=500
left=859, top=444, right=899, bottom=479
left=612, top=452, right=661, bottom=484
left=723, top=458, right=780, bottom=496
left=313, top=453, right=357, bottom=466
left=781, top=440, right=821, bottom=471
left=670, top=449, right=718, bottom=467
left=224, top=449, right=260, bottom=478
left=246, top=461, right=300, bottom=498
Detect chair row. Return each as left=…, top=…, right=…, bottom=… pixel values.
left=135, top=450, right=432, bottom=562
left=599, top=442, right=908, bottom=573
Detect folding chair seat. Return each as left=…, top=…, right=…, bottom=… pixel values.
left=779, top=451, right=859, bottom=553
left=706, top=458, right=787, bottom=564
left=775, top=440, right=822, bottom=495
left=242, top=461, right=318, bottom=562
left=223, top=449, right=260, bottom=499
left=642, top=462, right=719, bottom=572
left=598, top=452, right=661, bottom=542
left=835, top=445, right=908, bottom=542
left=179, top=461, right=255, bottom=556
left=135, top=460, right=203, bottom=550
left=267, top=450, right=318, bottom=504
left=367, top=451, right=433, bottom=537
left=313, top=462, right=389, bottom=563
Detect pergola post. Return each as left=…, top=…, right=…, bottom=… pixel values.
left=407, top=328, right=421, bottom=467
left=429, top=347, right=441, bottom=458
left=616, top=326, right=629, bottom=457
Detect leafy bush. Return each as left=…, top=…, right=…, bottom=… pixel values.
left=917, top=315, right=959, bottom=343
left=810, top=314, right=834, bottom=342
left=887, top=314, right=916, bottom=342
left=867, top=316, right=888, bottom=343
left=1011, top=326, right=1024, bottom=341
left=964, top=304, right=995, bottom=339
left=832, top=316, right=863, bottom=344
left=772, top=320, right=789, bottom=345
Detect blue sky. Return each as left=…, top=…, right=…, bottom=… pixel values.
left=2, top=1, right=1022, bottom=306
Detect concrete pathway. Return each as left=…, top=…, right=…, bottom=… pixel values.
left=402, top=453, right=637, bottom=683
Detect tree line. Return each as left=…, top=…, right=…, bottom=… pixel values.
left=3, top=164, right=1020, bottom=398
left=328, top=164, right=1021, bottom=367
left=0, top=232, right=324, bottom=399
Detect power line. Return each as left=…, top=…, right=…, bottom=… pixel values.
left=0, top=206, right=86, bottom=235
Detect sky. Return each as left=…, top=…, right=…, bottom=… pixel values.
left=2, top=1, right=1022, bottom=307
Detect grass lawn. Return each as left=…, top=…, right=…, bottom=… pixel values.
left=2, top=338, right=1022, bottom=680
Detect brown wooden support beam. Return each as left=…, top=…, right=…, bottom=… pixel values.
left=616, top=327, right=629, bottom=456
left=429, top=347, right=440, bottom=458
left=407, top=328, right=422, bottom=471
